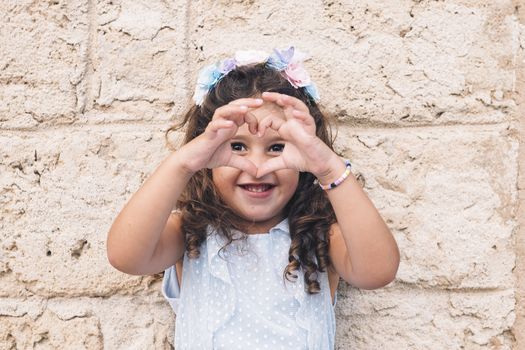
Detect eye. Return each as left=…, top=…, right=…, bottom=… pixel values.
left=231, top=142, right=246, bottom=152
left=269, top=143, right=285, bottom=152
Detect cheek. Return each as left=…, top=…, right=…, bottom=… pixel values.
left=277, top=170, right=300, bottom=191
left=211, top=167, right=238, bottom=192
left=211, top=168, right=219, bottom=182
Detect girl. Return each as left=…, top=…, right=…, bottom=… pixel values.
left=107, top=47, right=400, bottom=349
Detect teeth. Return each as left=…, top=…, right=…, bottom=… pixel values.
left=244, top=185, right=271, bottom=193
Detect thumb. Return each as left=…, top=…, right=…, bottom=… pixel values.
left=228, top=155, right=258, bottom=178
left=256, top=157, right=286, bottom=178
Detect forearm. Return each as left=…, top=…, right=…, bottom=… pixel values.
left=106, top=152, right=193, bottom=272
left=319, top=158, right=400, bottom=287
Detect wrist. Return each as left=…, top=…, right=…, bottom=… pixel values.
left=167, top=151, right=197, bottom=180
left=314, top=157, right=350, bottom=188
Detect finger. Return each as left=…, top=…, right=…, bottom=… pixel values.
left=212, top=104, right=250, bottom=126
left=206, top=119, right=235, bottom=135
left=228, top=98, right=264, bottom=108
left=205, top=120, right=238, bottom=146
left=228, top=99, right=263, bottom=135
left=260, top=92, right=286, bottom=110
left=292, top=109, right=316, bottom=127
left=244, top=111, right=259, bottom=135
left=261, top=92, right=309, bottom=113
left=257, top=115, right=285, bottom=138
left=227, top=155, right=258, bottom=177
left=213, top=104, right=259, bottom=135
left=256, top=157, right=287, bottom=178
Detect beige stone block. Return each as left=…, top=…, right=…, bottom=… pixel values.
left=0, top=1, right=89, bottom=128
left=0, top=297, right=45, bottom=318
left=0, top=307, right=103, bottom=349
left=45, top=294, right=173, bottom=349
left=89, top=293, right=173, bottom=349
left=335, top=124, right=518, bottom=289
left=0, top=293, right=173, bottom=349
left=0, top=125, right=175, bottom=296
left=187, top=1, right=517, bottom=125
left=335, top=286, right=515, bottom=349
left=90, top=0, right=188, bottom=122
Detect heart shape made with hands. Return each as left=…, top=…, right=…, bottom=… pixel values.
left=214, top=93, right=332, bottom=179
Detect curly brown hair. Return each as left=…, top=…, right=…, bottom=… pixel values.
left=165, top=63, right=339, bottom=294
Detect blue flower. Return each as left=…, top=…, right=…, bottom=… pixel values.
left=193, top=60, right=237, bottom=105
left=305, top=82, right=320, bottom=102
left=192, top=47, right=321, bottom=106
left=267, top=47, right=295, bottom=70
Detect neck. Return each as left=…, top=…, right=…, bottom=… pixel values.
left=237, top=215, right=286, bottom=235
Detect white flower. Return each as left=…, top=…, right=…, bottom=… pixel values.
left=289, top=49, right=309, bottom=64
left=234, top=50, right=270, bottom=65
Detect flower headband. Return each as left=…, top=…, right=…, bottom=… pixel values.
left=192, top=46, right=320, bottom=106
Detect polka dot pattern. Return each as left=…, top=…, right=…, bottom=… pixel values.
left=214, top=234, right=307, bottom=349
left=161, top=218, right=337, bottom=349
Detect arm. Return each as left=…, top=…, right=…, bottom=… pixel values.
left=106, top=153, right=192, bottom=275
left=320, top=158, right=400, bottom=289
left=257, top=92, right=399, bottom=289
left=106, top=99, right=263, bottom=275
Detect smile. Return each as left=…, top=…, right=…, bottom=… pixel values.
left=240, top=184, right=274, bottom=192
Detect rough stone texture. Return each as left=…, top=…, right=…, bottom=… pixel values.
left=0, top=0, right=89, bottom=129
left=0, top=307, right=103, bottom=349
left=0, top=0, right=524, bottom=349
left=333, top=125, right=518, bottom=349
left=335, top=285, right=515, bottom=350
left=0, top=126, right=170, bottom=297
left=0, top=293, right=173, bottom=349
left=189, top=0, right=518, bottom=126
left=87, top=0, right=189, bottom=123
left=336, top=125, right=518, bottom=291
left=513, top=0, right=525, bottom=347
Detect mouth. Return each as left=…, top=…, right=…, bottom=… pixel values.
left=238, top=183, right=276, bottom=193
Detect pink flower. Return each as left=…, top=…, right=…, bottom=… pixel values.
left=284, top=62, right=311, bottom=88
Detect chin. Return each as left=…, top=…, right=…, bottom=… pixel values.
left=236, top=212, right=283, bottom=230
left=242, top=210, right=280, bottom=222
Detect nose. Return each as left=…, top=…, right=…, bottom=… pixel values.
left=245, top=147, right=271, bottom=169
left=247, top=151, right=268, bottom=168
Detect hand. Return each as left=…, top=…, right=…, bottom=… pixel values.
left=256, top=92, right=339, bottom=178
left=177, top=98, right=263, bottom=177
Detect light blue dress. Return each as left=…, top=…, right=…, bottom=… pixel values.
left=161, top=218, right=337, bottom=349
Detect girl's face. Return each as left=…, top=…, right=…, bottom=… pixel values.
left=212, top=102, right=299, bottom=234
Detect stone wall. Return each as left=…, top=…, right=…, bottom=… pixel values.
left=1, top=0, right=524, bottom=349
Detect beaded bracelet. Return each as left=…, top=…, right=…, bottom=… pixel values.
left=314, top=159, right=352, bottom=190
